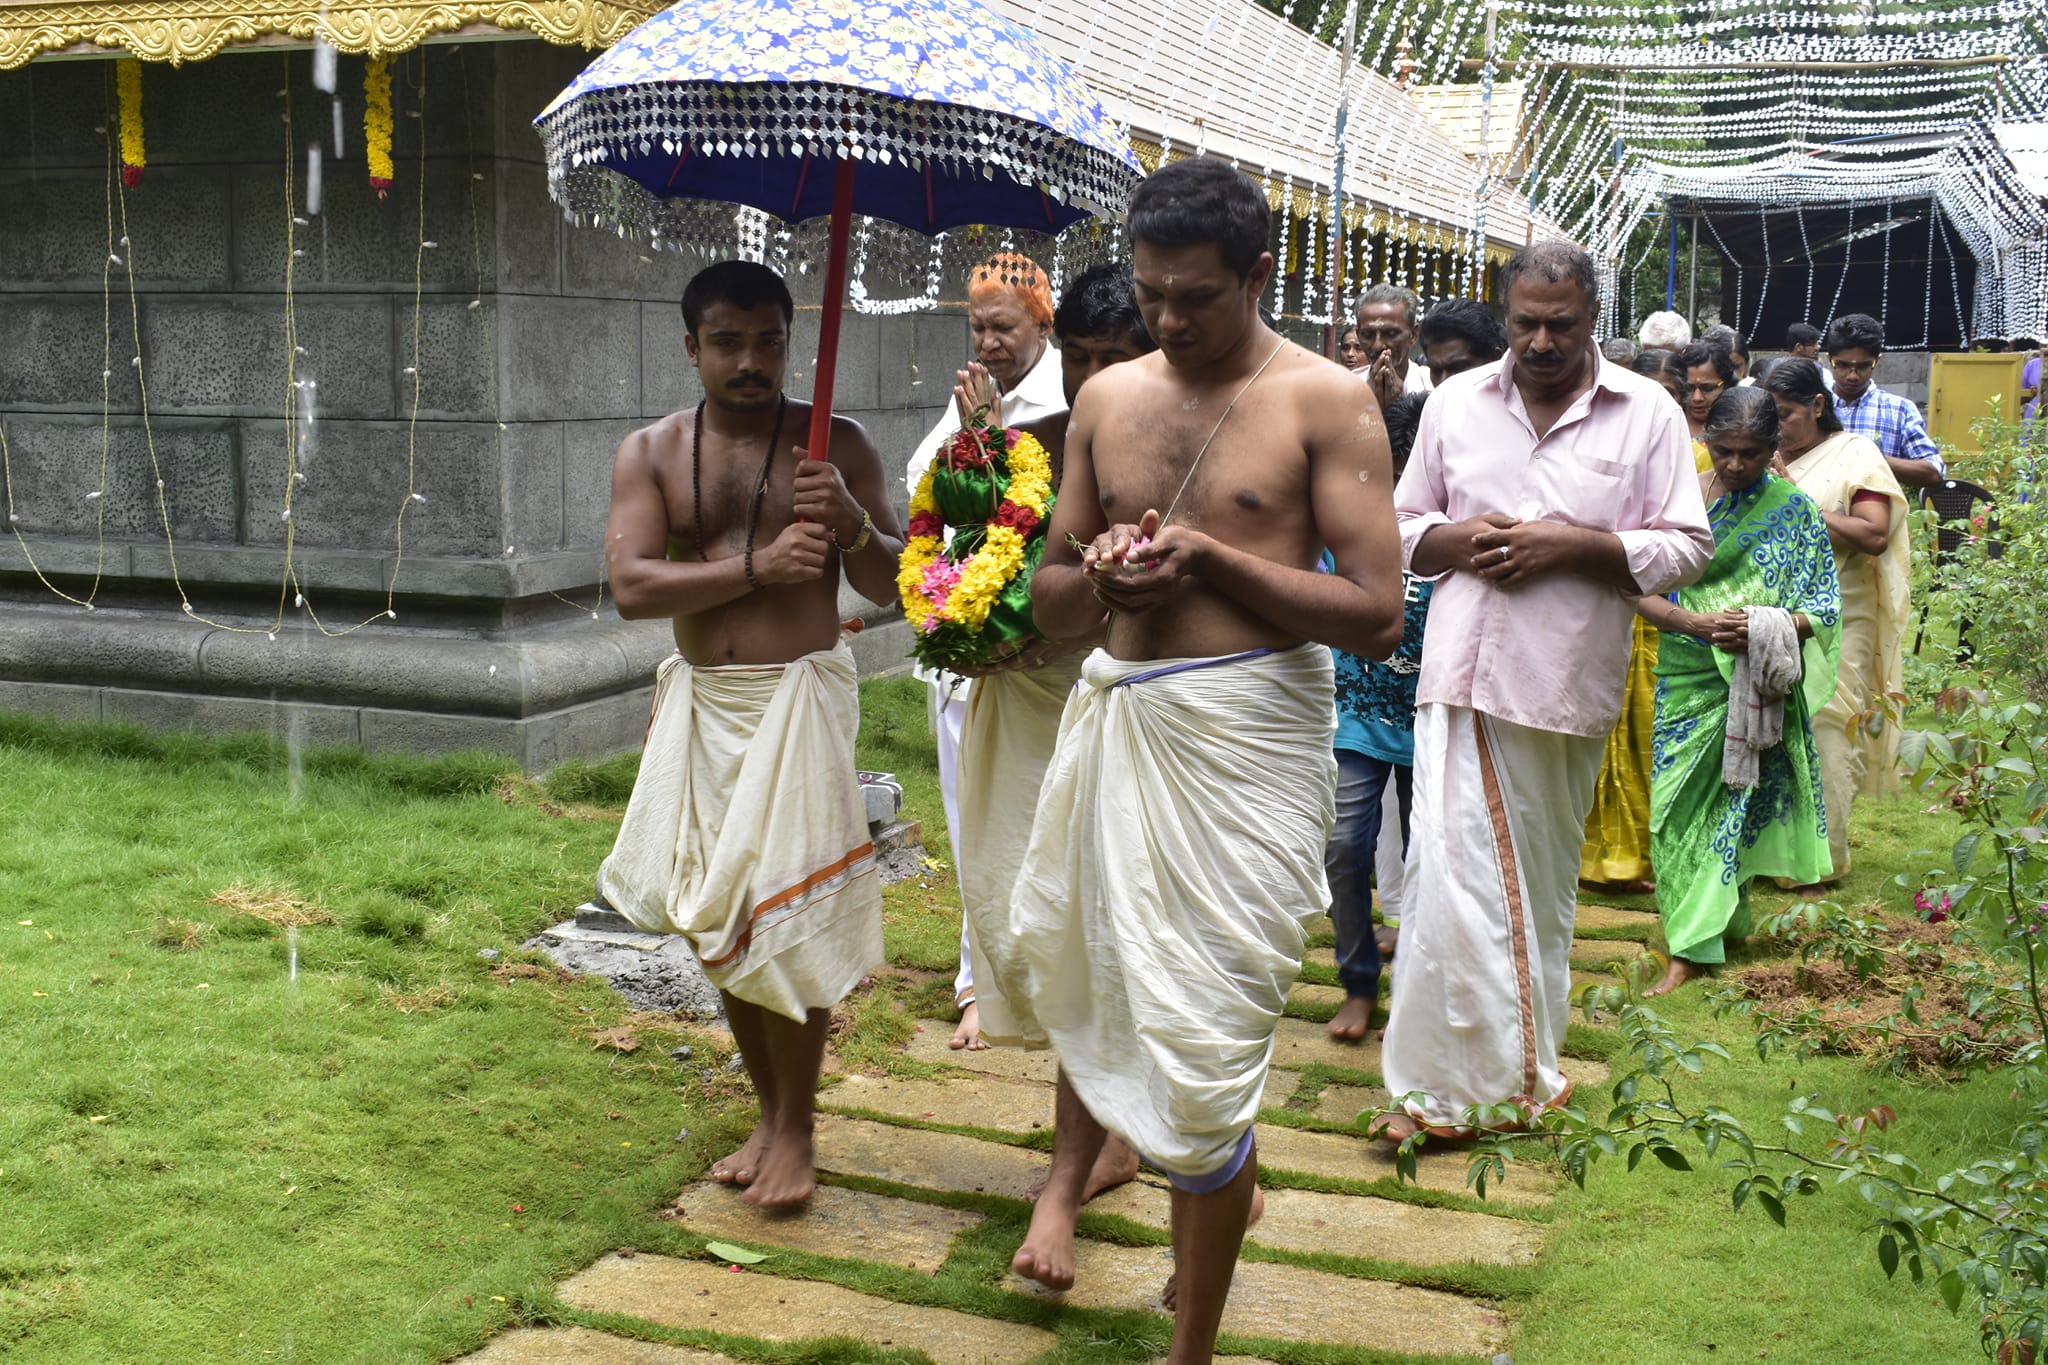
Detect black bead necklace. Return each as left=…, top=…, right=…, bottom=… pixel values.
left=690, top=395, right=787, bottom=591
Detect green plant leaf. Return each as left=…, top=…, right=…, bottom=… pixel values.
left=704, top=1241, right=769, bottom=1265
left=1938, top=1269, right=1967, bottom=1313
left=1878, top=1233, right=1900, bottom=1278
left=1651, top=1144, right=1692, bottom=1173
left=1954, top=831, right=1983, bottom=873
left=1756, top=1191, right=1786, bottom=1227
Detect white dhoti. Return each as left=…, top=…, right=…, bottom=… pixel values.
left=596, top=642, right=883, bottom=1022
left=1382, top=703, right=1605, bottom=1128
left=956, top=653, right=1087, bottom=1047
left=997, top=643, right=1337, bottom=1182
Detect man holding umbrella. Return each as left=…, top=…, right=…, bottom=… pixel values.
left=593, top=260, right=906, bottom=1208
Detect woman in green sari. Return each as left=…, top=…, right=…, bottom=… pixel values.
left=1640, top=388, right=1841, bottom=997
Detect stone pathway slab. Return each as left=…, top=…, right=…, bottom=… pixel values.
left=1570, top=938, right=1649, bottom=969
left=1259, top=1067, right=1302, bottom=1110
left=1255, top=1186, right=1545, bottom=1266
left=1256, top=1123, right=1556, bottom=1208
left=1311, top=1060, right=1611, bottom=1125
left=456, top=1326, right=740, bottom=1364
left=903, top=1021, right=1059, bottom=1082
left=824, top=1072, right=1053, bottom=1132
left=814, top=1114, right=1045, bottom=1200
left=1001, top=1242, right=1508, bottom=1356
left=1287, top=982, right=1346, bottom=1013
left=1269, top=1016, right=1380, bottom=1072
left=667, top=1181, right=980, bottom=1273
left=560, top=1254, right=1055, bottom=1365
left=1575, top=902, right=1661, bottom=935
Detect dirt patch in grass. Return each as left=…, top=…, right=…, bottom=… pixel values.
left=380, top=983, right=459, bottom=1014
left=148, top=918, right=209, bottom=952
left=1732, top=918, right=2001, bottom=1074
left=207, top=883, right=336, bottom=928
left=491, top=774, right=623, bottom=823
left=489, top=961, right=578, bottom=986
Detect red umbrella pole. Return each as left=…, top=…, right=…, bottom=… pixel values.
left=803, top=158, right=858, bottom=467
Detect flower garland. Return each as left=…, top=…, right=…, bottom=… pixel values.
left=365, top=56, right=394, bottom=198
left=897, top=424, right=1054, bottom=669
left=117, top=59, right=144, bottom=189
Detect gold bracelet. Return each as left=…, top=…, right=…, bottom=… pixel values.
left=839, top=508, right=874, bottom=554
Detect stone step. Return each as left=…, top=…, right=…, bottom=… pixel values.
left=667, top=1181, right=982, bottom=1273
left=1253, top=1185, right=1544, bottom=1266
left=1269, top=1014, right=1382, bottom=1072
left=558, top=1253, right=1056, bottom=1365
left=1288, top=982, right=1347, bottom=1013
left=903, top=1022, right=1059, bottom=1082
left=1001, top=1242, right=1509, bottom=1357
left=455, top=1325, right=739, bottom=1364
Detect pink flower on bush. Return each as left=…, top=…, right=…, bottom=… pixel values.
left=1913, top=888, right=1953, bottom=924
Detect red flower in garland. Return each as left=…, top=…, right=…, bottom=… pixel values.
left=907, top=510, right=945, bottom=539
left=941, top=428, right=995, bottom=472
left=993, top=500, right=1040, bottom=536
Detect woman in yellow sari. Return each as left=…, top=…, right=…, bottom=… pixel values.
left=1580, top=347, right=1718, bottom=891
left=1760, top=358, right=1912, bottom=884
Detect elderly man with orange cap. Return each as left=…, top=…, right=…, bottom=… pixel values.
left=904, top=252, right=1069, bottom=1050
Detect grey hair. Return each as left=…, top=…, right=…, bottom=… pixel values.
left=1502, top=240, right=1598, bottom=308
left=1638, top=309, right=1691, bottom=349
left=1702, top=386, right=1779, bottom=449
left=1356, top=283, right=1421, bottom=329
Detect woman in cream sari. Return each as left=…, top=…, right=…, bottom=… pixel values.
left=1760, top=358, right=1912, bottom=884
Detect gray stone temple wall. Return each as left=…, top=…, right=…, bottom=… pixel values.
left=0, top=39, right=952, bottom=768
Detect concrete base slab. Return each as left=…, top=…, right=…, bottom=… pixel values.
left=1000, top=1241, right=1509, bottom=1356
left=560, top=1254, right=1055, bottom=1365
left=454, top=1325, right=740, bottom=1364
left=1310, top=1059, right=1609, bottom=1125
left=668, top=1181, right=980, bottom=1273
left=523, top=920, right=724, bottom=1020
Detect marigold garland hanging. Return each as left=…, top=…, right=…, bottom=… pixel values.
left=116, top=58, right=144, bottom=189
left=364, top=56, right=394, bottom=198
left=897, top=416, right=1055, bottom=672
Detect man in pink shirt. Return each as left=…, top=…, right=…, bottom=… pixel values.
left=1373, top=242, right=1712, bottom=1142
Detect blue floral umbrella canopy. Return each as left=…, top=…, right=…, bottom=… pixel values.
left=537, top=0, right=1140, bottom=463
left=535, top=0, right=1142, bottom=242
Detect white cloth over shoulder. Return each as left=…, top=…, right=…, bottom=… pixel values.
left=957, top=652, right=1087, bottom=1048
left=596, top=642, right=882, bottom=1022
left=1723, top=606, right=1802, bottom=790
left=996, top=643, right=1337, bottom=1179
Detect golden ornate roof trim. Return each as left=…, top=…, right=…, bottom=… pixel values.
left=0, top=0, right=663, bottom=70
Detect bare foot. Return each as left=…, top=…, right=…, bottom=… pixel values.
left=1025, top=1135, right=1140, bottom=1203
left=1374, top=924, right=1399, bottom=958
left=739, top=1127, right=814, bottom=1208
left=1160, top=1186, right=1263, bottom=1310
left=709, top=1125, right=771, bottom=1187
left=1011, top=1196, right=1080, bottom=1290
left=949, top=1001, right=988, bottom=1051
left=1326, top=994, right=1374, bottom=1042
left=1642, top=956, right=1707, bottom=998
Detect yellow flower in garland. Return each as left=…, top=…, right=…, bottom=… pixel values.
left=117, top=59, right=145, bottom=189
left=364, top=56, right=395, bottom=197
left=897, top=425, right=1055, bottom=669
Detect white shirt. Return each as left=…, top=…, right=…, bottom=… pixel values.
left=904, top=342, right=1066, bottom=498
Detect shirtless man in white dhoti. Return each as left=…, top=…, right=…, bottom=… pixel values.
left=998, top=158, right=1404, bottom=1365
left=596, top=261, right=905, bottom=1208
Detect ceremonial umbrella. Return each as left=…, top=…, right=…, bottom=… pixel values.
left=536, top=0, right=1143, bottom=465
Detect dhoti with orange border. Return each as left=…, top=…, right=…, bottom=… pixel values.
left=596, top=642, right=882, bottom=1022
left=1381, top=702, right=1605, bottom=1131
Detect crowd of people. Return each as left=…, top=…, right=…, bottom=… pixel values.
left=582, top=153, right=1955, bottom=1362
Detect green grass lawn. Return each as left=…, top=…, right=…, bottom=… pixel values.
left=0, top=687, right=2000, bottom=1362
